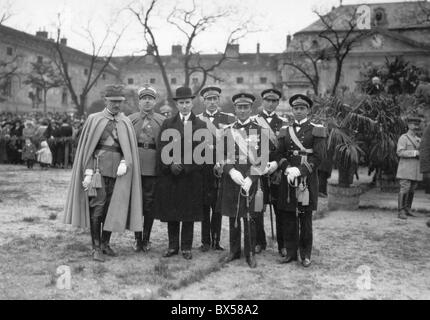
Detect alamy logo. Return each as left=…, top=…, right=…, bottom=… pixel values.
left=160, top=124, right=270, bottom=174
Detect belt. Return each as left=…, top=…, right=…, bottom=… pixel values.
left=95, top=145, right=123, bottom=154
left=290, top=149, right=313, bottom=156
left=138, top=142, right=156, bottom=150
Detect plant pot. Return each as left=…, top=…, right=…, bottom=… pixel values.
left=327, top=183, right=361, bottom=211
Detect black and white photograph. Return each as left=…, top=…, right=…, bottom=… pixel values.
left=0, top=0, right=430, bottom=302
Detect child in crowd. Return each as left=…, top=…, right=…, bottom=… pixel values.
left=21, top=138, right=37, bottom=169
left=36, top=140, right=52, bottom=170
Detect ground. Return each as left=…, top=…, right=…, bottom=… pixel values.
left=0, top=164, right=429, bottom=300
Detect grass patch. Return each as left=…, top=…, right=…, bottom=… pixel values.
left=92, top=264, right=108, bottom=278
left=64, top=242, right=89, bottom=253
left=73, top=265, right=85, bottom=274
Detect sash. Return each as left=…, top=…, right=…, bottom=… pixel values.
left=229, top=126, right=264, bottom=175
left=254, top=115, right=278, bottom=148
left=405, top=134, right=419, bottom=150
left=288, top=126, right=313, bottom=173
left=198, top=114, right=222, bottom=139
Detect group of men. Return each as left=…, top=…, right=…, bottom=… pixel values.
left=64, top=83, right=327, bottom=268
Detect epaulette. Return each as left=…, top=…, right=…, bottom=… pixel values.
left=278, top=115, right=288, bottom=123
left=220, top=111, right=235, bottom=117
left=311, top=124, right=328, bottom=138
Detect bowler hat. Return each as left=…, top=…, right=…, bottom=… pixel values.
left=173, top=87, right=195, bottom=101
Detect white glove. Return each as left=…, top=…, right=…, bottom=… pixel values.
left=266, top=161, right=278, bottom=175
left=414, top=150, right=420, bottom=157
left=82, top=174, right=92, bottom=191
left=285, top=167, right=301, bottom=184
left=241, top=177, right=253, bottom=194
left=117, top=160, right=127, bottom=177
left=229, top=168, right=245, bottom=186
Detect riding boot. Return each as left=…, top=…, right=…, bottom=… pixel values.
left=406, top=192, right=417, bottom=217
left=90, top=215, right=104, bottom=262
left=398, top=193, right=408, bottom=220
left=101, top=230, right=117, bottom=256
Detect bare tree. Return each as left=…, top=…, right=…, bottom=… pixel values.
left=315, top=8, right=370, bottom=96
left=50, top=15, right=126, bottom=115
left=129, top=0, right=253, bottom=106
left=0, top=0, right=12, bottom=25
left=283, top=41, right=328, bottom=95
left=24, top=60, right=64, bottom=112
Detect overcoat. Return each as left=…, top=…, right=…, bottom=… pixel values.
left=396, top=131, right=423, bottom=181
left=63, top=110, right=143, bottom=232
left=420, top=124, right=430, bottom=174
left=154, top=112, right=206, bottom=222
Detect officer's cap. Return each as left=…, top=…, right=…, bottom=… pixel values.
left=289, top=94, right=313, bottom=109
left=261, top=89, right=282, bottom=100
left=200, top=86, right=221, bottom=99
left=406, top=116, right=423, bottom=124
left=104, top=84, right=126, bottom=101
left=138, top=85, right=157, bottom=99
left=232, top=93, right=256, bottom=106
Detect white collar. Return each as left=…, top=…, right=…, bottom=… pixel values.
left=295, top=118, right=308, bottom=125
left=237, top=118, right=251, bottom=126
left=181, top=113, right=191, bottom=122
left=263, top=109, right=275, bottom=117
left=206, top=110, right=218, bottom=117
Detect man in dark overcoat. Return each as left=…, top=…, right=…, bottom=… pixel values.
left=420, top=122, right=430, bottom=227
left=155, top=87, right=206, bottom=260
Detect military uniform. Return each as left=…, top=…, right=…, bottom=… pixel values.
left=129, top=87, right=165, bottom=251
left=252, top=88, right=287, bottom=255
left=198, top=86, right=235, bottom=251
left=273, top=94, right=326, bottom=267
left=219, top=93, right=263, bottom=268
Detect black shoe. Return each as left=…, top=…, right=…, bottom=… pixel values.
left=133, top=240, right=143, bottom=252
left=220, top=252, right=241, bottom=264
left=182, top=250, right=193, bottom=260
left=102, top=245, right=117, bottom=257
left=163, top=249, right=179, bottom=258
left=279, top=254, right=297, bottom=264
left=213, top=242, right=225, bottom=251
left=92, top=248, right=105, bottom=262
left=302, top=258, right=312, bottom=267
left=142, top=241, right=151, bottom=252
left=255, top=245, right=262, bottom=254
left=279, top=248, right=287, bottom=257
left=200, top=243, right=211, bottom=252
left=246, top=255, right=257, bottom=268
left=405, top=210, right=418, bottom=217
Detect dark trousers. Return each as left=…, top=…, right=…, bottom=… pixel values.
left=255, top=213, right=267, bottom=248
left=26, top=159, right=34, bottom=169
left=318, top=170, right=330, bottom=195
left=135, top=176, right=156, bottom=243
left=89, top=176, right=116, bottom=248
left=279, top=206, right=313, bottom=259
left=201, top=202, right=222, bottom=245
left=228, top=215, right=256, bottom=258
left=167, top=221, right=194, bottom=251
left=273, top=205, right=286, bottom=252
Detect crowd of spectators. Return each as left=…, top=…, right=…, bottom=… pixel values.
left=0, top=111, right=86, bottom=168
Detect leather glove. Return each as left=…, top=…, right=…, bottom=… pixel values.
left=171, top=163, right=184, bottom=176
left=229, top=168, right=245, bottom=186
left=82, top=169, right=93, bottom=191
left=241, top=177, right=253, bottom=194
left=116, top=160, right=127, bottom=177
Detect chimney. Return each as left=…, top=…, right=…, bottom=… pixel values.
left=286, top=34, right=291, bottom=50
left=225, top=43, right=240, bottom=58
left=171, top=45, right=182, bottom=56
left=36, top=31, right=48, bottom=39
left=256, top=43, right=261, bottom=64
left=257, top=43, right=260, bottom=54
left=60, top=38, right=67, bottom=46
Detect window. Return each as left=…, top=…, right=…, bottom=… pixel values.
left=150, top=78, right=156, bottom=84
left=61, top=88, right=68, bottom=105
left=2, top=77, right=12, bottom=97
left=37, top=56, right=43, bottom=63
left=236, top=77, right=244, bottom=84
left=128, top=78, right=134, bottom=85
left=260, top=77, right=267, bottom=84
left=84, top=69, right=88, bottom=76
left=6, top=47, right=13, bottom=56
left=171, top=78, right=177, bottom=85
left=102, top=73, right=106, bottom=80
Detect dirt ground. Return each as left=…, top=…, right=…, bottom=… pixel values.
left=0, top=164, right=429, bottom=300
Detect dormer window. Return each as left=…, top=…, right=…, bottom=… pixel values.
left=373, top=8, right=387, bottom=26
